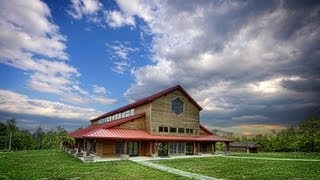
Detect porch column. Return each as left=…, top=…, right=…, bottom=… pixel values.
left=225, top=142, right=230, bottom=155
left=86, top=140, right=91, bottom=156
left=197, top=142, right=200, bottom=155
left=212, top=142, right=216, bottom=154
left=123, top=140, right=128, bottom=155
left=77, top=139, right=81, bottom=153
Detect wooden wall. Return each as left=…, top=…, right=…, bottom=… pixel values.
left=134, top=103, right=151, bottom=132
left=95, top=140, right=118, bottom=157
left=113, top=116, right=145, bottom=129
left=150, top=90, right=200, bottom=135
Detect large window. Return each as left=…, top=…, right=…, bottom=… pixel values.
left=170, top=143, right=185, bottom=154
left=171, top=98, right=184, bottom=115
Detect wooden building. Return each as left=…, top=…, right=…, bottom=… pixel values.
left=229, top=142, right=263, bottom=153
left=70, top=85, right=232, bottom=158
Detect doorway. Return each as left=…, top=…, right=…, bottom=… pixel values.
left=186, top=142, right=194, bottom=155
left=158, top=142, right=168, bottom=156
left=127, top=141, right=139, bottom=156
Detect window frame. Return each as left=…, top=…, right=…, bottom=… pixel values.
left=171, top=98, right=184, bottom=115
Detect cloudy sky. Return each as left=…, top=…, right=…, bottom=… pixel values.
left=0, top=0, right=319, bottom=135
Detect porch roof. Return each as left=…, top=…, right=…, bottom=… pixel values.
left=84, top=128, right=232, bottom=142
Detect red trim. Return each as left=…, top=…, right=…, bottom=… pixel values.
left=90, top=85, right=202, bottom=122
left=83, top=128, right=232, bottom=142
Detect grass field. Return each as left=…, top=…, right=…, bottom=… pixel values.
left=154, top=155, right=320, bottom=180
left=0, top=150, right=185, bottom=180
left=231, top=152, right=320, bottom=159
left=1, top=150, right=320, bottom=179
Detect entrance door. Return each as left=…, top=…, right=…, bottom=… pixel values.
left=158, top=142, right=168, bottom=156
left=127, top=142, right=139, bottom=156
left=201, top=143, right=208, bottom=153
left=186, top=142, right=194, bottom=155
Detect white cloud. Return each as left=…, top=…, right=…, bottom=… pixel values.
left=106, top=42, right=138, bottom=74
left=0, top=0, right=117, bottom=106
left=105, top=10, right=135, bottom=28
left=67, top=0, right=102, bottom=20
left=0, top=89, right=102, bottom=120
left=92, top=85, right=108, bottom=94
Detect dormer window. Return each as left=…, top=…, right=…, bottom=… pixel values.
left=171, top=98, right=184, bottom=115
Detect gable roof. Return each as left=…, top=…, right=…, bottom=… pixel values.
left=70, top=113, right=232, bottom=142
left=91, top=85, right=202, bottom=122
left=230, top=141, right=262, bottom=148
left=70, top=113, right=145, bottom=138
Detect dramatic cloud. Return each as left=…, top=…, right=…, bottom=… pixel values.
left=0, top=0, right=116, bottom=105
left=0, top=89, right=101, bottom=120
left=112, top=0, right=320, bottom=129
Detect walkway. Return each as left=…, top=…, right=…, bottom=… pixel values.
left=131, top=159, right=220, bottom=180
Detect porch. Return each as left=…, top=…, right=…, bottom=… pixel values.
left=71, top=139, right=231, bottom=162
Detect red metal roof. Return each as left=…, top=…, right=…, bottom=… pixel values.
left=91, top=85, right=202, bottom=122
left=200, top=124, right=213, bottom=135
left=84, top=128, right=232, bottom=142
left=70, top=113, right=145, bottom=138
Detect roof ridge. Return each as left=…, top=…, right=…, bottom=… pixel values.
left=91, top=85, right=202, bottom=122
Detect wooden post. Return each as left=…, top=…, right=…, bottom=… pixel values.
left=123, top=140, right=128, bottom=155
left=86, top=140, right=91, bottom=156
left=212, top=142, right=216, bottom=154
left=197, top=142, right=200, bottom=155
left=225, top=142, right=230, bottom=155
left=77, top=139, right=81, bottom=153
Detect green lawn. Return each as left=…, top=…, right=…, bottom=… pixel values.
left=231, top=152, right=320, bottom=159
left=0, top=150, right=185, bottom=180
left=154, top=156, right=320, bottom=180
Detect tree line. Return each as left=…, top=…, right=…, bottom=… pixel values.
left=216, top=117, right=320, bottom=153
left=0, top=118, right=74, bottom=151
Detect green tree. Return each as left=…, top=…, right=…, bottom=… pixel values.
left=33, top=124, right=45, bottom=149
left=298, top=117, right=320, bottom=152
left=12, top=130, right=34, bottom=150
left=43, top=126, right=75, bottom=149
left=6, top=118, right=17, bottom=151
left=0, top=122, right=7, bottom=149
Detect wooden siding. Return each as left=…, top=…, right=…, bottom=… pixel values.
left=150, top=89, right=200, bottom=135
left=134, top=103, right=151, bottom=132
left=95, top=140, right=118, bottom=157
left=113, top=116, right=145, bottom=129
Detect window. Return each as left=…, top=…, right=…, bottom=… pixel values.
left=116, top=142, right=123, bottom=154
left=171, top=98, right=184, bottom=115
left=186, top=128, right=194, bottom=134
left=159, top=126, right=168, bottom=132
left=178, top=128, right=185, bottom=133
left=170, top=127, right=177, bottom=133
left=170, top=143, right=186, bottom=154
